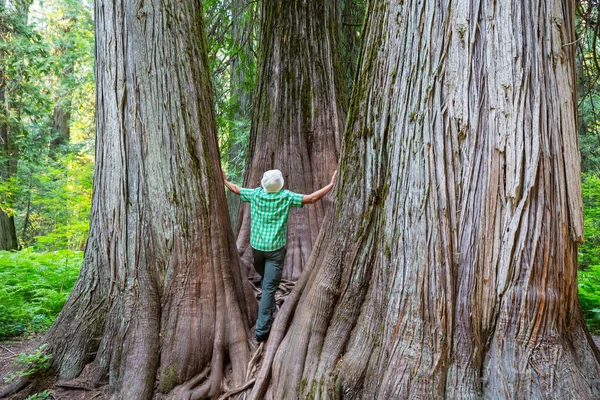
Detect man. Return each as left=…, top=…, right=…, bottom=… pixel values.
left=222, top=169, right=337, bottom=342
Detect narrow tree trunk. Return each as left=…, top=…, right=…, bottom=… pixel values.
left=251, top=0, right=600, bottom=398
left=0, top=208, right=17, bottom=250
left=237, top=0, right=347, bottom=280
left=0, top=60, right=18, bottom=251
left=41, top=1, right=256, bottom=399
left=50, top=17, right=76, bottom=152
left=340, top=0, right=365, bottom=97
left=50, top=99, right=71, bottom=150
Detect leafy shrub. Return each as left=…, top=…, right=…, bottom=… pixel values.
left=3, top=344, right=52, bottom=383
left=0, top=249, right=82, bottom=338
left=579, top=265, right=600, bottom=334
left=579, top=174, right=600, bottom=334
left=25, top=391, right=51, bottom=400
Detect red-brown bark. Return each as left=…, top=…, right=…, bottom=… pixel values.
left=236, top=0, right=346, bottom=281
left=22, top=1, right=257, bottom=399
left=249, top=0, right=600, bottom=398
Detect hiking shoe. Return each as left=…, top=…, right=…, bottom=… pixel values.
left=255, top=332, right=269, bottom=343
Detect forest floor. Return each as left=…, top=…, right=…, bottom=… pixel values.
left=0, top=336, right=107, bottom=400
left=2, top=333, right=600, bottom=399
left=0, top=278, right=286, bottom=399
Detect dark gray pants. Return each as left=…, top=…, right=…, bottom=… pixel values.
left=252, top=246, right=286, bottom=339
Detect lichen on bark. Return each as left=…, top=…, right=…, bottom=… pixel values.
left=250, top=0, right=600, bottom=398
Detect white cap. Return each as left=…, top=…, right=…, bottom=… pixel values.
left=261, top=169, right=284, bottom=193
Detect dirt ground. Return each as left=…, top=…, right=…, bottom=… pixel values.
left=0, top=336, right=107, bottom=400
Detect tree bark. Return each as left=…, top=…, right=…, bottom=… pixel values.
left=0, top=208, right=18, bottom=250
left=41, top=1, right=256, bottom=399
left=237, top=0, right=347, bottom=281
left=50, top=98, right=71, bottom=150
left=251, top=0, right=600, bottom=398
left=0, top=19, right=18, bottom=251
left=340, top=0, right=365, bottom=98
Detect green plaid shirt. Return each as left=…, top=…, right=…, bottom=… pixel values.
left=240, top=187, right=304, bottom=251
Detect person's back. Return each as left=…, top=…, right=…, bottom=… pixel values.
left=223, top=168, right=336, bottom=342
left=241, top=188, right=303, bottom=252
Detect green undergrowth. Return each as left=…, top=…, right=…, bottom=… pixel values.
left=579, top=174, right=600, bottom=335
left=0, top=249, right=82, bottom=339
left=579, top=266, right=600, bottom=334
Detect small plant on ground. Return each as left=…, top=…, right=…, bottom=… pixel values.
left=25, top=390, right=52, bottom=400
left=3, top=344, right=52, bottom=383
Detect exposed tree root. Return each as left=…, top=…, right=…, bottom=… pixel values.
left=216, top=378, right=256, bottom=400
left=165, top=366, right=210, bottom=400
left=250, top=277, right=295, bottom=310
left=55, top=382, right=92, bottom=391
left=0, top=376, right=30, bottom=398
left=164, top=275, right=295, bottom=400
left=165, top=340, right=266, bottom=400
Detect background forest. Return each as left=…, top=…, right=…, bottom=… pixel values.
left=0, top=0, right=599, bottom=344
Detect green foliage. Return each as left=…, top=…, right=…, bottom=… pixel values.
left=3, top=344, right=52, bottom=383
left=0, top=0, right=95, bottom=250
left=580, top=174, right=600, bottom=269
left=204, top=0, right=257, bottom=182
left=579, top=266, right=600, bottom=334
left=579, top=174, right=600, bottom=334
left=25, top=391, right=52, bottom=400
left=0, top=249, right=82, bottom=338
left=577, top=2, right=600, bottom=175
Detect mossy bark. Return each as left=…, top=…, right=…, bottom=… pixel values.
left=41, top=1, right=256, bottom=399
left=251, top=0, right=600, bottom=398
left=236, top=0, right=347, bottom=280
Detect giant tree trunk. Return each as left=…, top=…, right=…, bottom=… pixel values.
left=38, top=1, right=256, bottom=399
left=250, top=0, right=600, bottom=398
left=236, top=0, right=347, bottom=280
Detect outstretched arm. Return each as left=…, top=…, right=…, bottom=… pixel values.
left=222, top=170, right=241, bottom=195
left=302, top=170, right=337, bottom=205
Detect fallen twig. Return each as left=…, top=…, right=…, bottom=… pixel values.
left=55, top=382, right=93, bottom=391
left=0, top=345, right=15, bottom=355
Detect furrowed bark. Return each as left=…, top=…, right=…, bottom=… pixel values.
left=0, top=8, right=19, bottom=251
left=236, top=0, right=346, bottom=280
left=255, top=0, right=600, bottom=398
left=41, top=1, right=256, bottom=399
left=0, top=208, right=17, bottom=250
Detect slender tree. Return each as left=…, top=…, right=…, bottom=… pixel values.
left=249, top=0, right=600, bottom=398
left=0, top=76, right=18, bottom=250
left=236, top=0, right=347, bottom=280
left=0, top=0, right=26, bottom=251
left=340, top=0, right=365, bottom=97
left=0, top=0, right=257, bottom=398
